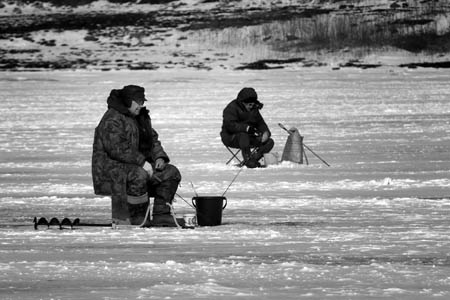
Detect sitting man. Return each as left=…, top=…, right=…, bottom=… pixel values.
left=92, top=85, right=182, bottom=227
left=220, top=87, right=274, bottom=168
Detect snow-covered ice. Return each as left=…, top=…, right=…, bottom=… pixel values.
left=0, top=67, right=449, bottom=299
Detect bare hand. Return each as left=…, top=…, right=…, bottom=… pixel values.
left=261, top=131, right=270, bottom=143
left=143, top=161, right=153, bottom=178
left=155, top=158, right=166, bottom=171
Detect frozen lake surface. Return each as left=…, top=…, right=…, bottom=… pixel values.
left=0, top=68, right=449, bottom=299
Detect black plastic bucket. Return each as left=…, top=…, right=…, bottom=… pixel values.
left=192, top=196, right=227, bottom=226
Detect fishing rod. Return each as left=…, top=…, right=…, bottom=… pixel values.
left=278, top=123, right=330, bottom=167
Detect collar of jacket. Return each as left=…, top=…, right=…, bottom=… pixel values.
left=107, top=89, right=134, bottom=116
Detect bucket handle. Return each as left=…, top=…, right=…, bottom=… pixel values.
left=192, top=197, right=227, bottom=210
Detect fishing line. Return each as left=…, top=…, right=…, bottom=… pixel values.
left=221, top=146, right=260, bottom=197
left=222, top=164, right=245, bottom=197
left=175, top=192, right=196, bottom=209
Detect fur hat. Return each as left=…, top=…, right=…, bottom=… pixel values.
left=121, top=85, right=147, bottom=107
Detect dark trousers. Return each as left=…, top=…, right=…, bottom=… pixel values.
left=222, top=132, right=274, bottom=160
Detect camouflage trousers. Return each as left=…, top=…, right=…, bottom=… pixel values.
left=111, top=163, right=181, bottom=222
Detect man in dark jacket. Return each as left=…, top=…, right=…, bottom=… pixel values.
left=220, top=87, right=274, bottom=168
left=92, top=85, right=181, bottom=227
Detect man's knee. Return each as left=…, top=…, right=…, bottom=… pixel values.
left=153, top=164, right=181, bottom=183
left=266, top=138, right=275, bottom=151
left=164, top=164, right=181, bottom=182
left=260, top=138, right=274, bottom=153
left=135, top=167, right=149, bottom=181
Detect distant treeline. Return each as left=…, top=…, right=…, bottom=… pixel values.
left=5, top=0, right=177, bottom=6
left=192, top=0, right=450, bottom=56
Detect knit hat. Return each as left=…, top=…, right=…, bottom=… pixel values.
left=237, top=87, right=258, bottom=103
left=121, top=85, right=147, bottom=107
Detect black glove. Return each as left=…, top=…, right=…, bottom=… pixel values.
left=247, top=126, right=258, bottom=135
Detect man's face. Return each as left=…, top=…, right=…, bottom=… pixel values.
left=128, top=99, right=145, bottom=116
left=243, top=102, right=255, bottom=111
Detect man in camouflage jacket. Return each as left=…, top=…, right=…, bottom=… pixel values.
left=92, top=85, right=181, bottom=226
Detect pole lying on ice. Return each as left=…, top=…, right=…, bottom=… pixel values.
left=303, top=143, right=330, bottom=167
left=33, top=217, right=111, bottom=229
left=278, top=123, right=330, bottom=167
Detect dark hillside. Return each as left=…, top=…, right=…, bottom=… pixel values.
left=0, top=0, right=449, bottom=70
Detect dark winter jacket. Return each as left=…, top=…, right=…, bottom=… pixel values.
left=92, top=89, right=168, bottom=196
left=220, top=89, right=270, bottom=141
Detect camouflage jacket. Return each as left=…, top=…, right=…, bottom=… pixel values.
left=92, top=89, right=169, bottom=196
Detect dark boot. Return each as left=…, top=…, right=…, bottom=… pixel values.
left=245, top=158, right=260, bottom=168
left=150, top=180, right=184, bottom=227
left=253, top=138, right=275, bottom=162
left=241, top=147, right=251, bottom=162
left=242, top=147, right=260, bottom=168
left=151, top=204, right=181, bottom=227
left=127, top=193, right=150, bottom=225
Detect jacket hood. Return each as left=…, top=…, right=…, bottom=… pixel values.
left=236, top=87, right=263, bottom=108
left=107, top=89, right=131, bottom=115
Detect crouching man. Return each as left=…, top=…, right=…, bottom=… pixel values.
left=220, top=87, right=274, bottom=168
left=92, top=85, right=181, bottom=227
